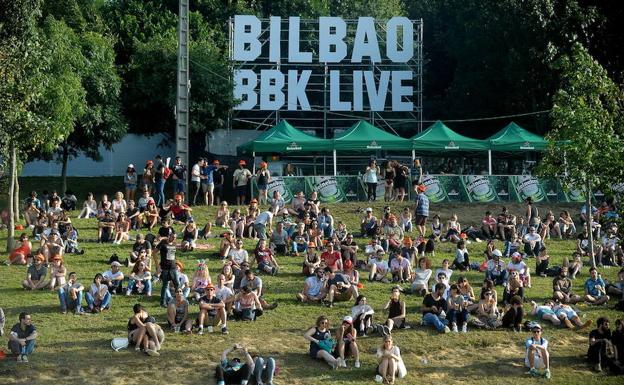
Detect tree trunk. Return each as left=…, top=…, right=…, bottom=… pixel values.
left=61, top=142, right=69, bottom=195
left=13, top=169, right=19, bottom=223
left=586, top=179, right=596, bottom=268
left=6, top=142, right=16, bottom=253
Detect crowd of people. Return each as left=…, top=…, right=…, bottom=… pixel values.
left=2, top=154, right=624, bottom=383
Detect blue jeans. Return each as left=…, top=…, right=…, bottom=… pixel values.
left=447, top=308, right=469, bottom=327
left=127, top=279, right=152, bottom=295
left=174, top=179, right=185, bottom=194
left=486, top=270, right=509, bottom=286
left=86, top=291, right=112, bottom=310
left=9, top=339, right=35, bottom=355
left=320, top=223, right=333, bottom=238
left=58, top=288, right=83, bottom=313
left=160, top=269, right=179, bottom=306
left=423, top=312, right=449, bottom=331
left=254, top=357, right=275, bottom=384
left=292, top=242, right=307, bottom=253
left=155, top=179, right=165, bottom=206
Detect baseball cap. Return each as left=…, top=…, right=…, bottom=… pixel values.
left=365, top=207, right=372, bottom=212
left=239, top=160, right=246, bottom=165
left=492, top=249, right=502, bottom=258
left=111, top=261, right=122, bottom=267
left=342, top=316, right=353, bottom=324
left=128, top=164, right=134, bottom=169
left=531, top=323, right=542, bottom=331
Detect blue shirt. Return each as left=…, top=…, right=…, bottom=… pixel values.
left=201, top=165, right=217, bottom=184
left=415, top=193, right=429, bottom=216
left=584, top=277, right=605, bottom=296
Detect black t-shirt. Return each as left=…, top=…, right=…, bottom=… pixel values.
left=126, top=207, right=139, bottom=219
left=132, top=240, right=152, bottom=254
left=199, top=295, right=222, bottom=316
left=158, top=240, right=176, bottom=270
left=341, top=240, right=358, bottom=249
left=422, top=293, right=447, bottom=315
left=214, top=168, right=225, bottom=185
left=158, top=226, right=174, bottom=238
left=589, top=328, right=612, bottom=342
left=577, top=233, right=590, bottom=249
left=328, top=273, right=349, bottom=288
left=11, top=323, right=36, bottom=339
left=155, top=161, right=164, bottom=181
left=172, top=164, right=187, bottom=180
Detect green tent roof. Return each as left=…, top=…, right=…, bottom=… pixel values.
left=332, top=120, right=412, bottom=151
left=488, top=122, right=548, bottom=151
left=237, top=120, right=332, bottom=155
left=411, top=121, right=489, bottom=151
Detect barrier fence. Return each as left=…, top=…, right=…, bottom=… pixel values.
left=252, top=175, right=596, bottom=204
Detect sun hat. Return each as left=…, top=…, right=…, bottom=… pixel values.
left=342, top=316, right=353, bottom=324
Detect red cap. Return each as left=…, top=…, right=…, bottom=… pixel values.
left=239, top=160, right=246, bottom=166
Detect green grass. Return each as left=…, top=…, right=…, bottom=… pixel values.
left=0, top=198, right=622, bottom=385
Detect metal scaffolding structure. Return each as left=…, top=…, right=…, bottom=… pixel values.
left=175, top=0, right=190, bottom=169
left=228, top=18, right=423, bottom=139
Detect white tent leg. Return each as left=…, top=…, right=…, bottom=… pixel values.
left=411, top=149, right=415, bottom=162
left=252, top=151, right=256, bottom=174
left=333, top=150, right=337, bottom=176
left=488, top=150, right=492, bottom=175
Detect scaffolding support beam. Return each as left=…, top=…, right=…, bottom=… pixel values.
left=176, top=0, right=190, bottom=189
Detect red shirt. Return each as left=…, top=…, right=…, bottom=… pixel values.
left=255, top=247, right=273, bottom=264
left=321, top=251, right=341, bottom=271
left=170, top=203, right=188, bottom=216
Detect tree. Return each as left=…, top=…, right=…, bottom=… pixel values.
left=538, top=42, right=624, bottom=267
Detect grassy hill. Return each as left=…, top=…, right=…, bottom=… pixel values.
left=0, top=196, right=621, bottom=385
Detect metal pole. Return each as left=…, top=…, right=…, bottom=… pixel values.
left=412, top=149, right=416, bottom=163
left=488, top=150, right=492, bottom=175
left=176, top=0, right=190, bottom=192
left=324, top=64, right=328, bottom=175
left=333, top=150, right=337, bottom=176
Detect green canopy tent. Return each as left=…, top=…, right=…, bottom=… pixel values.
left=331, top=120, right=412, bottom=175
left=411, top=120, right=490, bottom=174
left=486, top=122, right=548, bottom=174
left=237, top=119, right=332, bottom=156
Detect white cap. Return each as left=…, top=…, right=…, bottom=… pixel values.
left=511, top=252, right=522, bottom=259
left=111, top=261, right=122, bottom=267
left=492, top=249, right=502, bottom=258
left=365, top=207, right=373, bottom=212
left=128, top=164, right=134, bottom=168
left=342, top=316, right=353, bottom=324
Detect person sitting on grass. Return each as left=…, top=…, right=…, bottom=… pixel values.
left=383, top=286, right=408, bottom=333
left=215, top=273, right=236, bottom=316
left=553, top=267, right=582, bottom=304
left=112, top=212, right=130, bottom=245
left=164, top=194, right=192, bottom=223
left=240, top=269, right=277, bottom=311
left=167, top=287, right=192, bottom=333
left=304, top=315, right=339, bottom=370
left=86, top=273, right=111, bottom=313
left=364, top=237, right=384, bottom=262
left=291, top=223, right=309, bottom=257
left=141, top=199, right=159, bottom=231
left=8, top=312, right=37, bottom=363
left=473, top=290, right=501, bottom=330
left=269, top=221, right=289, bottom=255
left=369, top=250, right=390, bottom=283
left=254, top=239, right=279, bottom=276
left=390, top=251, right=412, bottom=283
left=501, top=295, right=524, bottom=332
left=552, top=302, right=592, bottom=329
left=101, top=261, right=125, bottom=295
left=321, top=243, right=342, bottom=273
left=234, top=285, right=264, bottom=322
left=324, top=267, right=358, bottom=308
left=503, top=270, right=525, bottom=306
left=430, top=271, right=450, bottom=300
left=524, top=323, right=551, bottom=379
left=451, top=240, right=470, bottom=271
left=127, top=304, right=162, bottom=357
left=126, top=261, right=152, bottom=297
left=508, top=252, right=531, bottom=288
left=375, top=335, right=407, bottom=384
left=333, top=316, right=360, bottom=368
left=606, top=268, right=624, bottom=298
left=422, top=282, right=450, bottom=333
left=297, top=267, right=326, bottom=303
left=197, top=283, right=228, bottom=335
left=351, top=295, right=375, bottom=337
left=97, top=210, right=116, bottom=243
left=302, top=242, right=321, bottom=277
left=360, top=207, right=378, bottom=238
left=587, top=317, right=617, bottom=373
left=584, top=267, right=610, bottom=305
left=229, top=209, right=246, bottom=239
left=180, top=220, right=198, bottom=252
left=191, top=260, right=211, bottom=301
left=215, top=343, right=255, bottom=385
left=409, top=257, right=432, bottom=296
left=22, top=254, right=48, bottom=290
left=447, top=284, right=469, bottom=333
left=522, top=226, right=542, bottom=258
left=48, top=255, right=66, bottom=291
left=58, top=271, right=85, bottom=315
left=126, top=200, right=140, bottom=230
left=7, top=233, right=31, bottom=265
left=535, top=246, right=550, bottom=277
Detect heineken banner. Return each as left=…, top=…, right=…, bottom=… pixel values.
left=253, top=175, right=602, bottom=203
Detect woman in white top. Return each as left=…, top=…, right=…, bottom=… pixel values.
left=351, top=295, right=375, bottom=336
left=399, top=207, right=412, bottom=232
left=375, top=335, right=407, bottom=384
left=77, top=192, right=97, bottom=219
left=124, top=164, right=138, bottom=202
left=411, top=257, right=432, bottom=296
left=111, top=192, right=127, bottom=219
left=364, top=160, right=380, bottom=202
left=443, top=213, right=462, bottom=243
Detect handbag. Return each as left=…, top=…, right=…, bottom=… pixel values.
left=317, top=338, right=335, bottom=353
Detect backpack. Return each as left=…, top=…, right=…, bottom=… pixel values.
left=163, top=167, right=172, bottom=180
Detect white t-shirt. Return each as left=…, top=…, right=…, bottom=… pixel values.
left=255, top=211, right=274, bottom=225
left=229, top=248, right=249, bottom=265
left=89, top=283, right=109, bottom=297
left=365, top=244, right=384, bottom=256
left=435, top=268, right=453, bottom=281
left=412, top=268, right=432, bottom=286
left=523, top=232, right=541, bottom=243
left=305, top=276, right=324, bottom=297
left=507, top=261, right=527, bottom=275
left=191, top=164, right=201, bottom=183
left=102, top=270, right=123, bottom=281
left=216, top=286, right=234, bottom=301
left=370, top=258, right=389, bottom=272
left=525, top=337, right=549, bottom=368
left=391, top=257, right=411, bottom=271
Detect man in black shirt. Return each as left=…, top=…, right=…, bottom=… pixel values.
left=588, top=317, right=614, bottom=372
left=323, top=267, right=358, bottom=308
left=213, top=166, right=226, bottom=206
left=158, top=219, right=175, bottom=240
left=128, top=233, right=152, bottom=267
left=158, top=234, right=179, bottom=307
left=154, top=154, right=165, bottom=207
left=171, top=156, right=187, bottom=202
left=197, top=284, right=228, bottom=335
left=422, top=283, right=450, bottom=333
left=9, top=312, right=37, bottom=363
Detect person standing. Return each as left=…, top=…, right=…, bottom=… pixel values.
left=233, top=160, right=252, bottom=206
left=414, top=184, right=429, bottom=237
left=171, top=156, right=188, bottom=203
left=8, top=312, right=38, bottom=363
left=124, top=164, right=138, bottom=203
left=190, top=158, right=204, bottom=206
left=256, top=161, right=271, bottom=206
left=154, top=155, right=166, bottom=207
left=213, top=160, right=227, bottom=205
left=157, top=234, right=179, bottom=307
left=201, top=159, right=224, bottom=206
left=363, top=160, right=380, bottom=202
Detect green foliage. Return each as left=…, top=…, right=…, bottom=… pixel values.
left=538, top=43, right=624, bottom=192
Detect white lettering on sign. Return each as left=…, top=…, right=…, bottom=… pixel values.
left=232, top=16, right=417, bottom=112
